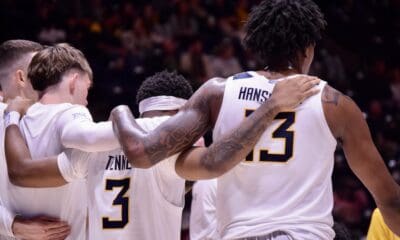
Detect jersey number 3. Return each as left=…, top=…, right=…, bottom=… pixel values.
left=245, top=110, right=295, bottom=162
left=103, top=178, right=130, bottom=229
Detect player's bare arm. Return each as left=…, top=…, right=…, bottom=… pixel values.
left=112, top=75, right=320, bottom=172
left=5, top=124, right=67, bottom=187
left=323, top=85, right=400, bottom=236
left=111, top=78, right=224, bottom=168
left=175, top=76, right=320, bottom=180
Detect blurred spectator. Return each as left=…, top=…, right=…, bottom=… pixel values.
left=390, top=67, right=400, bottom=108
left=180, top=38, right=211, bottom=88
left=37, top=23, right=66, bottom=44
left=210, top=38, right=242, bottom=78
left=333, top=176, right=369, bottom=229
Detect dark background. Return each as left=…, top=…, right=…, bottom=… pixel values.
left=1, top=0, right=399, bottom=238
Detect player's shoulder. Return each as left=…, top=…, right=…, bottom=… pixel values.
left=201, top=77, right=227, bottom=91
left=62, top=103, right=90, bottom=112
left=322, top=84, right=359, bottom=112
left=322, top=84, right=364, bottom=139
left=56, top=103, right=92, bottom=121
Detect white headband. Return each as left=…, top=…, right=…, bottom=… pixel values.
left=139, top=96, right=187, bottom=114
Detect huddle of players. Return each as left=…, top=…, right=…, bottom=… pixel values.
left=1, top=0, right=400, bottom=239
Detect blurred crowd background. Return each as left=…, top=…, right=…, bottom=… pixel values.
left=0, top=0, right=399, bottom=238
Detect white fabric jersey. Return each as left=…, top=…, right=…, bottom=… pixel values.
left=213, top=72, right=337, bottom=239
left=58, top=116, right=186, bottom=240
left=190, top=179, right=217, bottom=240
left=9, top=102, right=118, bottom=240
left=0, top=103, right=16, bottom=239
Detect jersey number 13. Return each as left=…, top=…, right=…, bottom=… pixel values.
left=245, top=110, right=295, bottom=163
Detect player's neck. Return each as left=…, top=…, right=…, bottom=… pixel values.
left=256, top=69, right=303, bottom=80
left=39, top=91, right=72, bottom=105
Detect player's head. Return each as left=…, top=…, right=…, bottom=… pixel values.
left=28, top=43, right=93, bottom=106
left=0, top=39, right=43, bottom=101
left=136, top=70, right=193, bottom=117
left=244, top=0, right=326, bottom=74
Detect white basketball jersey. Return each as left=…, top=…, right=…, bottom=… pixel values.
left=190, top=179, right=217, bottom=240
left=59, top=116, right=186, bottom=240
left=213, top=72, right=337, bottom=239
left=0, top=103, right=17, bottom=240
left=9, top=103, right=88, bottom=240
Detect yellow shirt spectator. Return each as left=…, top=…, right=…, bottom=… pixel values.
left=367, top=209, right=400, bottom=240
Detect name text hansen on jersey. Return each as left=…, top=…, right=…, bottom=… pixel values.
left=238, top=87, right=272, bottom=103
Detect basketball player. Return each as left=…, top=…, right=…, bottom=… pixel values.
left=5, top=70, right=192, bottom=239
left=110, top=0, right=400, bottom=239
left=0, top=40, right=70, bottom=240
left=5, top=70, right=314, bottom=239
left=2, top=44, right=104, bottom=240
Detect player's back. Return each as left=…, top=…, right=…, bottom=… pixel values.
left=10, top=102, right=88, bottom=240
left=64, top=116, right=185, bottom=240
left=213, top=71, right=337, bottom=239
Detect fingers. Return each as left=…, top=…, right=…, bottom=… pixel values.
left=30, top=217, right=70, bottom=240
left=300, top=78, right=320, bottom=92
left=297, top=76, right=319, bottom=87
left=276, top=76, right=320, bottom=90
left=302, top=88, right=321, bottom=101
left=45, top=225, right=71, bottom=240
left=45, top=221, right=70, bottom=230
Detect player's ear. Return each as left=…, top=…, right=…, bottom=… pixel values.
left=15, top=69, right=26, bottom=87
left=69, top=72, right=79, bottom=95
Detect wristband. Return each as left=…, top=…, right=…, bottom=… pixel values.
left=4, top=111, right=20, bottom=128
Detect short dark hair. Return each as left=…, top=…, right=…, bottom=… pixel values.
left=136, top=70, right=193, bottom=104
left=244, top=0, right=326, bottom=70
left=28, top=43, right=93, bottom=91
left=0, top=40, right=43, bottom=80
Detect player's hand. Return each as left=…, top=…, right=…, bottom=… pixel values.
left=12, top=216, right=71, bottom=240
left=5, top=97, right=35, bottom=116
left=270, top=75, right=320, bottom=111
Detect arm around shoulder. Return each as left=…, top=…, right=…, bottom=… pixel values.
left=112, top=78, right=224, bottom=168
left=59, top=106, right=119, bottom=152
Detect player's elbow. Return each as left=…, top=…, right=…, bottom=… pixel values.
left=199, top=157, right=227, bottom=179
left=8, top=164, right=31, bottom=187
left=124, top=145, right=154, bottom=169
